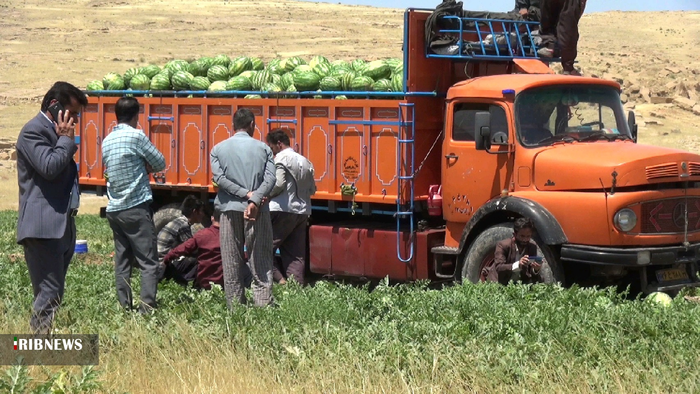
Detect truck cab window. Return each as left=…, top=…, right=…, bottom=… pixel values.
left=453, top=103, right=508, bottom=143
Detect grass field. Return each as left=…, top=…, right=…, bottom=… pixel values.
left=1, top=211, right=700, bottom=393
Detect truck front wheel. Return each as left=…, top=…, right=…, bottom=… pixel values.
left=461, top=223, right=565, bottom=285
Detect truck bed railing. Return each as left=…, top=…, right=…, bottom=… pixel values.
left=426, top=15, right=557, bottom=62
left=83, top=88, right=441, bottom=99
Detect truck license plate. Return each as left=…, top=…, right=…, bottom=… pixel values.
left=655, top=268, right=689, bottom=283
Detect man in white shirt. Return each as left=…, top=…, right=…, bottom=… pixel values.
left=265, top=129, right=316, bottom=285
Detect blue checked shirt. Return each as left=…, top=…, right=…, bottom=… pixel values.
left=102, top=123, right=165, bottom=212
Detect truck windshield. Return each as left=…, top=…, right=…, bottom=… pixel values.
left=515, top=85, right=632, bottom=147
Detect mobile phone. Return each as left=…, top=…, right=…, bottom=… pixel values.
left=529, top=256, right=543, bottom=262
left=48, top=101, right=65, bottom=123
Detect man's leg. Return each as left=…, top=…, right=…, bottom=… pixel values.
left=278, top=214, right=308, bottom=286
left=270, top=211, right=295, bottom=283
left=168, top=257, right=198, bottom=286
left=247, top=210, right=274, bottom=307
left=538, top=0, right=563, bottom=55
left=107, top=212, right=135, bottom=310
left=556, top=0, right=584, bottom=72
left=58, top=217, right=77, bottom=301
left=23, top=224, right=72, bottom=334
left=220, top=211, right=247, bottom=308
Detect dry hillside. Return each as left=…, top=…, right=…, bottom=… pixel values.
left=0, top=0, right=699, bottom=212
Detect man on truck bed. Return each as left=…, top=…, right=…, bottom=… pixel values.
left=102, top=96, right=166, bottom=314
left=537, top=0, right=587, bottom=75
left=210, top=108, right=277, bottom=308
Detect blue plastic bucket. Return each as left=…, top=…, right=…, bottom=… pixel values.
left=75, top=240, right=88, bottom=254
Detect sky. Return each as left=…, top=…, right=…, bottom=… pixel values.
left=300, top=0, right=700, bottom=12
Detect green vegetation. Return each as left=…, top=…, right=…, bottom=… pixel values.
left=0, top=211, right=699, bottom=393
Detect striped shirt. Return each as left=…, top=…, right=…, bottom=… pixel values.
left=157, top=215, right=193, bottom=262
left=101, top=124, right=165, bottom=212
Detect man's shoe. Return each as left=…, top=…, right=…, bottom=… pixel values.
left=563, top=69, right=583, bottom=76
left=537, top=47, right=554, bottom=58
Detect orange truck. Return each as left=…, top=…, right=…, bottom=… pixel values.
left=77, top=8, right=700, bottom=294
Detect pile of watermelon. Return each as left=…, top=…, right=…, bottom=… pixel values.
left=87, top=55, right=404, bottom=98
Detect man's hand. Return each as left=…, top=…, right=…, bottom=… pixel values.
left=54, top=110, right=75, bottom=139
left=244, top=202, right=259, bottom=221
left=246, top=191, right=253, bottom=200
left=519, top=8, right=528, bottom=15
left=529, top=261, right=542, bottom=275
left=519, top=255, right=530, bottom=266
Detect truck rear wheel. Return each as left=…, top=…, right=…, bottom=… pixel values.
left=461, top=222, right=565, bottom=285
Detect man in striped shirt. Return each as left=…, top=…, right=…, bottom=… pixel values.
left=102, top=96, right=166, bottom=313
left=157, top=195, right=206, bottom=286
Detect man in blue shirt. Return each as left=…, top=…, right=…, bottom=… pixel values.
left=102, top=97, right=166, bottom=313
left=210, top=108, right=276, bottom=308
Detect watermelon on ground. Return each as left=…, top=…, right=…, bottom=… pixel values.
left=207, top=65, right=229, bottom=82
left=190, top=76, right=211, bottom=90
left=171, top=71, right=194, bottom=90
left=129, top=74, right=151, bottom=90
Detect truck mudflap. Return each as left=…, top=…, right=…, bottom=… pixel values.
left=561, top=243, right=700, bottom=293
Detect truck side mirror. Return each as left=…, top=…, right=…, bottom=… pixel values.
left=628, top=110, right=638, bottom=143
left=474, top=111, right=491, bottom=151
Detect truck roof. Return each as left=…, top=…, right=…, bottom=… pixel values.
left=446, top=74, right=622, bottom=100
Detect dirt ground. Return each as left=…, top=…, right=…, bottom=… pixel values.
left=0, top=0, right=698, bottom=213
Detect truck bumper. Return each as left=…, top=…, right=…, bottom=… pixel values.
left=561, top=243, right=700, bottom=293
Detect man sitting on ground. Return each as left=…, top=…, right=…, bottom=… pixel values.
left=163, top=210, right=251, bottom=290
left=157, top=195, right=206, bottom=286
left=484, top=217, right=543, bottom=284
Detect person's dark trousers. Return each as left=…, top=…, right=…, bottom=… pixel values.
left=106, top=202, right=160, bottom=313
left=270, top=211, right=308, bottom=286
left=22, top=217, right=76, bottom=334
left=160, top=257, right=198, bottom=287
left=540, top=0, right=583, bottom=71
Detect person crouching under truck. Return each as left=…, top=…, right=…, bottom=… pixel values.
left=484, top=218, right=543, bottom=284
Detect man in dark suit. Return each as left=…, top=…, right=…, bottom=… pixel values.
left=484, top=217, right=543, bottom=284
left=16, top=81, right=88, bottom=334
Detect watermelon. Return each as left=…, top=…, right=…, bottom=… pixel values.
left=102, top=73, right=121, bottom=89
left=245, top=94, right=262, bottom=99
left=250, top=57, right=264, bottom=71
left=129, top=74, right=150, bottom=90
left=385, top=58, right=402, bottom=68
left=188, top=59, right=208, bottom=77
left=199, top=57, right=214, bottom=68
left=239, top=70, right=256, bottom=79
left=158, top=68, right=173, bottom=79
left=335, top=95, right=348, bottom=100
left=165, top=60, right=189, bottom=74
left=280, top=73, right=295, bottom=90
left=373, top=78, right=392, bottom=92
left=141, top=65, right=162, bottom=79
left=350, top=76, right=374, bottom=91
left=86, top=80, right=104, bottom=91
left=331, top=59, right=349, bottom=69
left=281, top=56, right=306, bottom=72
left=319, top=76, right=342, bottom=91
left=363, top=60, right=391, bottom=80
left=284, top=84, right=298, bottom=98
left=150, top=73, right=171, bottom=90
left=212, top=54, right=231, bottom=67
left=171, top=71, right=194, bottom=90
left=266, top=59, right=285, bottom=75
left=106, top=76, right=126, bottom=91
left=309, top=55, right=329, bottom=69
left=391, top=63, right=404, bottom=79
left=252, top=70, right=272, bottom=90
left=313, top=63, right=333, bottom=79
left=351, top=59, right=366, bottom=72
left=229, top=56, right=252, bottom=77
left=272, top=74, right=282, bottom=86
left=207, top=65, right=229, bottom=82
left=123, top=68, right=141, bottom=85
left=226, top=76, right=252, bottom=91
left=208, top=81, right=228, bottom=92
left=340, top=71, right=357, bottom=91
left=313, top=89, right=323, bottom=99
left=262, top=83, right=282, bottom=94
left=391, top=73, right=403, bottom=92
left=190, top=76, right=211, bottom=90
left=293, top=68, right=321, bottom=91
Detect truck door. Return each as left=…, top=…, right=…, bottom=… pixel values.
left=442, top=101, right=513, bottom=227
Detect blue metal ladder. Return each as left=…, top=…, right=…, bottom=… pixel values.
left=396, top=102, right=416, bottom=263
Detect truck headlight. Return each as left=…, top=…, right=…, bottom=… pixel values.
left=614, top=208, right=637, bottom=232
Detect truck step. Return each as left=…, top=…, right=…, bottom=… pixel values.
left=431, top=246, right=460, bottom=255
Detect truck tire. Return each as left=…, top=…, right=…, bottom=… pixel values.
left=461, top=222, right=565, bottom=285
left=153, top=203, right=182, bottom=235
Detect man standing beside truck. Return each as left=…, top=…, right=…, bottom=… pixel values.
left=102, top=96, right=166, bottom=314
left=266, top=129, right=316, bottom=286
left=210, top=108, right=277, bottom=308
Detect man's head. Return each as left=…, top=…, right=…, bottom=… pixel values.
left=233, top=108, right=256, bottom=136
left=181, top=195, right=206, bottom=224
left=115, top=97, right=140, bottom=127
left=211, top=209, right=221, bottom=226
left=41, top=81, right=88, bottom=124
left=513, top=217, right=535, bottom=247
left=266, top=128, right=291, bottom=155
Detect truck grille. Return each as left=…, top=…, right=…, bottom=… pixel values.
left=645, top=163, right=678, bottom=180
left=688, top=162, right=700, bottom=176
left=640, top=197, right=700, bottom=234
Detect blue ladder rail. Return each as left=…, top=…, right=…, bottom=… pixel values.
left=396, top=102, right=416, bottom=263
left=426, top=15, right=557, bottom=62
